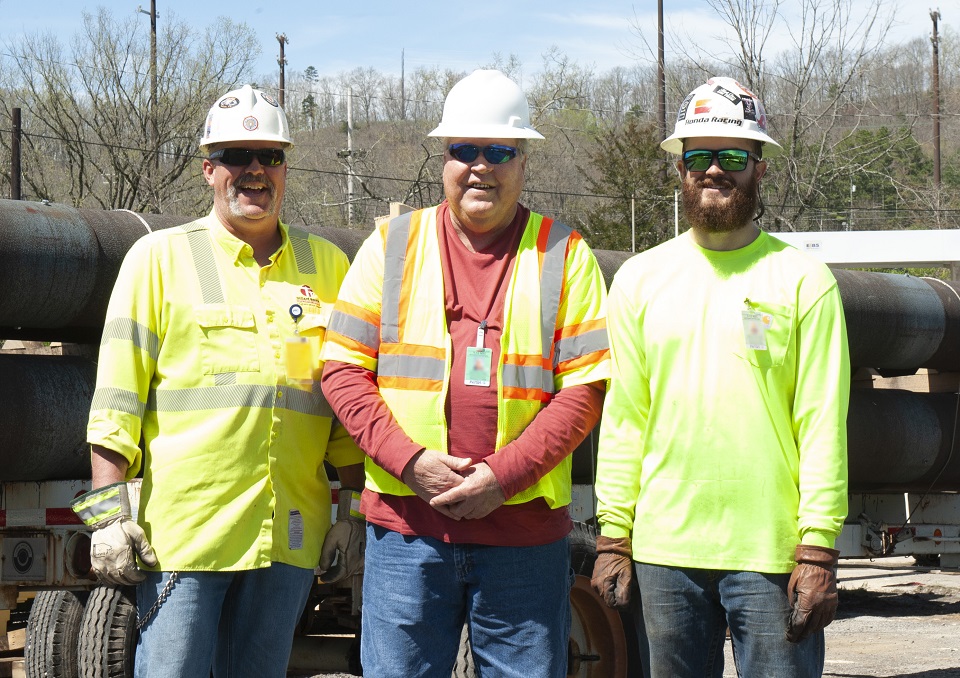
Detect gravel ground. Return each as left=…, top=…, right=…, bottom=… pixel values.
left=296, top=558, right=960, bottom=678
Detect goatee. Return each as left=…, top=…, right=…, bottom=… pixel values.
left=682, top=174, right=759, bottom=234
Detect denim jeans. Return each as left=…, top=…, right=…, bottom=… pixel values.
left=135, top=563, right=315, bottom=678
left=634, top=562, right=825, bottom=678
left=361, top=524, right=572, bottom=678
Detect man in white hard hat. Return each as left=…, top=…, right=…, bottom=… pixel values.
left=321, top=69, right=610, bottom=677
left=591, top=76, right=850, bottom=678
left=71, top=84, right=365, bottom=676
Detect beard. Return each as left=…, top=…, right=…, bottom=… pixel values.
left=681, top=172, right=759, bottom=234
left=226, top=172, right=277, bottom=218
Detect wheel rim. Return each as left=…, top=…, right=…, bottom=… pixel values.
left=567, top=575, right=629, bottom=678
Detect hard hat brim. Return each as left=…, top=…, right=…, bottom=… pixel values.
left=661, top=128, right=783, bottom=158
left=427, top=122, right=544, bottom=140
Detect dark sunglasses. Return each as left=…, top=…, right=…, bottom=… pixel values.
left=208, top=147, right=286, bottom=167
left=448, top=143, right=519, bottom=165
left=682, top=149, right=760, bottom=172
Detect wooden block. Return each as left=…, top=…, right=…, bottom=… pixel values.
left=0, top=630, right=24, bottom=653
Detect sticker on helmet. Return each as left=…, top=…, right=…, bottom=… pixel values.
left=713, top=85, right=741, bottom=106
left=677, top=92, right=695, bottom=122
left=693, top=99, right=711, bottom=115
left=260, top=92, right=280, bottom=107
left=243, top=116, right=259, bottom=131
left=741, top=97, right=757, bottom=122
left=219, top=97, right=240, bottom=109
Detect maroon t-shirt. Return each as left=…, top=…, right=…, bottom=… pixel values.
left=321, top=202, right=604, bottom=546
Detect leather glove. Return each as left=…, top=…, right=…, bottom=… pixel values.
left=786, top=544, right=840, bottom=643
left=319, top=488, right=366, bottom=583
left=591, top=535, right=634, bottom=609
left=71, top=482, right=158, bottom=586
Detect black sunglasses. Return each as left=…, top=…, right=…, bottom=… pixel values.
left=208, top=147, right=286, bottom=167
left=448, top=143, right=519, bottom=165
left=682, top=149, right=760, bottom=172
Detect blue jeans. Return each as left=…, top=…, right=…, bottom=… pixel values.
left=135, top=563, right=315, bottom=678
left=634, top=563, right=825, bottom=678
left=361, top=524, right=572, bottom=678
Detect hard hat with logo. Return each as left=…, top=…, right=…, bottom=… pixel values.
left=199, top=84, right=293, bottom=153
left=661, top=76, right=781, bottom=158
left=428, top=69, right=544, bottom=140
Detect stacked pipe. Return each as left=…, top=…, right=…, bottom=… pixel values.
left=1, top=198, right=959, bottom=492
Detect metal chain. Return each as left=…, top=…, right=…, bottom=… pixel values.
left=136, top=570, right=179, bottom=630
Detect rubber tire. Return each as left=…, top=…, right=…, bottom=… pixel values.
left=25, top=590, right=87, bottom=678
left=77, top=585, right=138, bottom=678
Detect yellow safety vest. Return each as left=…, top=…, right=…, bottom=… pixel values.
left=324, top=205, right=609, bottom=508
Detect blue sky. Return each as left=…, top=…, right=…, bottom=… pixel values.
left=0, top=1, right=947, bottom=82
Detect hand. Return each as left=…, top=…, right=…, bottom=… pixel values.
left=591, top=535, right=634, bottom=608
left=71, top=481, right=157, bottom=587
left=401, top=450, right=471, bottom=519
left=429, top=463, right=506, bottom=520
left=319, top=489, right=366, bottom=583
left=91, top=517, right=158, bottom=586
left=786, top=544, right=840, bottom=642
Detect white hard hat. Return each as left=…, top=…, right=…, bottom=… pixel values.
left=661, top=77, right=782, bottom=158
left=199, top=84, right=293, bottom=153
left=428, top=69, right=544, bottom=140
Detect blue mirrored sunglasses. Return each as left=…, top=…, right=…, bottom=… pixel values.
left=682, top=148, right=760, bottom=172
left=448, top=143, right=519, bottom=165
left=208, top=147, right=286, bottom=167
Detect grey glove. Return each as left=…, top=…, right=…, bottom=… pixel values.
left=71, top=482, right=158, bottom=586
left=318, top=488, right=366, bottom=584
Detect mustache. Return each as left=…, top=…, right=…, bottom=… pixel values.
left=697, top=177, right=736, bottom=190
left=234, top=173, right=275, bottom=192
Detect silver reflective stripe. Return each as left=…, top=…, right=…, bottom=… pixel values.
left=539, top=222, right=572, bottom=391
left=501, top=363, right=553, bottom=392
left=381, top=213, right=413, bottom=344
left=182, top=225, right=225, bottom=304
left=554, top=327, right=610, bottom=367
left=90, top=387, right=146, bottom=418
left=288, top=228, right=318, bottom=275
left=70, top=483, right=125, bottom=527
left=378, top=353, right=445, bottom=381
left=148, top=384, right=332, bottom=417
left=213, top=372, right=236, bottom=386
left=328, top=310, right=379, bottom=350
left=100, top=318, right=159, bottom=360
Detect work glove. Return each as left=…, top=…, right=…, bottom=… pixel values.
left=591, top=535, right=634, bottom=609
left=786, top=544, right=840, bottom=643
left=318, top=488, right=366, bottom=584
left=70, top=482, right=158, bottom=587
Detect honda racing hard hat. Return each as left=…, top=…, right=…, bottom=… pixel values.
left=428, top=69, right=544, bottom=140
left=661, top=77, right=782, bottom=158
left=199, top=84, right=293, bottom=153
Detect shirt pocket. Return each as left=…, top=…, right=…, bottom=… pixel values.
left=195, top=304, right=260, bottom=374
left=732, top=301, right=794, bottom=369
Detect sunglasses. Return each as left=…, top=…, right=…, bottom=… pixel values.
left=448, top=143, right=519, bottom=165
left=208, top=147, right=286, bottom=167
left=682, top=149, right=760, bottom=172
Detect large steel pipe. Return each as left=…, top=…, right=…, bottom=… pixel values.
left=0, top=354, right=95, bottom=481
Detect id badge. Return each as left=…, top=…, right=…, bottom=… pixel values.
left=286, top=336, right=315, bottom=383
left=741, top=309, right=770, bottom=351
left=464, top=346, right=492, bottom=386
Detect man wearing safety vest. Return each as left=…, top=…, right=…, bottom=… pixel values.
left=71, top=85, right=366, bottom=676
left=321, top=69, right=610, bottom=677
left=591, top=76, right=849, bottom=677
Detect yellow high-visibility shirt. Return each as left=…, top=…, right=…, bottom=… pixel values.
left=87, top=213, right=364, bottom=571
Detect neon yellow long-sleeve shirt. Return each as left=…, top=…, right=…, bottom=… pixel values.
left=87, top=214, right=364, bottom=571
left=595, top=230, right=849, bottom=573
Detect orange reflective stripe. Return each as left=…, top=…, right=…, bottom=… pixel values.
left=378, top=375, right=444, bottom=392
left=556, top=318, right=606, bottom=341
left=503, top=386, right=550, bottom=402
left=334, top=300, right=381, bottom=327
left=556, top=348, right=610, bottom=375
left=379, top=342, right=445, bottom=360
left=327, top=332, right=377, bottom=360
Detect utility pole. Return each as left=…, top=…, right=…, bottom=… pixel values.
left=337, top=88, right=357, bottom=225
left=137, top=2, right=158, bottom=170
left=400, top=49, right=406, bottom=120
left=11, top=108, right=21, bottom=200
left=277, top=34, right=289, bottom=107
left=657, top=0, right=666, bottom=141
left=931, top=10, right=942, bottom=188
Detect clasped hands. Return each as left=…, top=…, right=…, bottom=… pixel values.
left=401, top=449, right=505, bottom=520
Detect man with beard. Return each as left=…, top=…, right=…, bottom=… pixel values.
left=71, top=84, right=365, bottom=676
left=590, top=77, right=849, bottom=678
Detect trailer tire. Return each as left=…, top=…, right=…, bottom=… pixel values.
left=77, top=585, right=137, bottom=678
left=568, top=521, right=642, bottom=678
left=25, top=590, right=87, bottom=678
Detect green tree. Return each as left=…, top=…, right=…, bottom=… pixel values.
left=582, top=118, right=675, bottom=252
